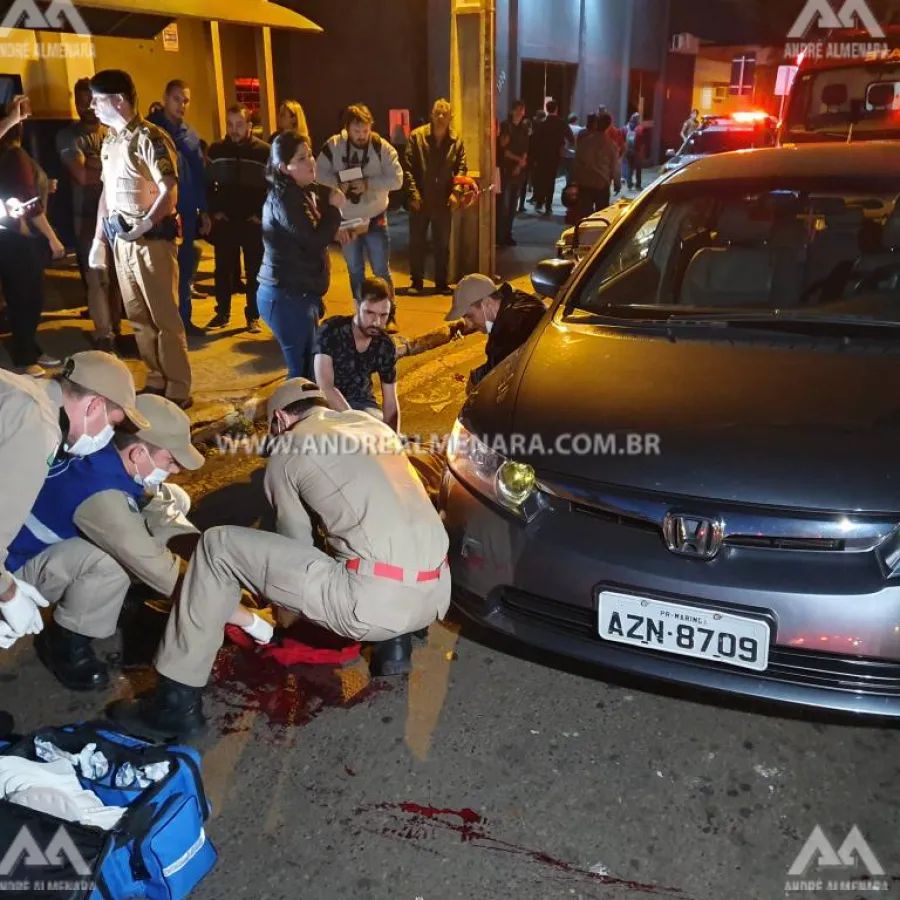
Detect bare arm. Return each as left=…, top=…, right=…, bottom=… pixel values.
left=395, top=323, right=459, bottom=358
left=381, top=381, right=400, bottom=433
left=313, top=353, right=351, bottom=412
left=0, top=97, right=29, bottom=144
left=29, top=213, right=64, bottom=256
left=60, top=149, right=102, bottom=189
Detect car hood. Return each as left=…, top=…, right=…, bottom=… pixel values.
left=664, top=153, right=701, bottom=171
left=505, top=321, right=900, bottom=512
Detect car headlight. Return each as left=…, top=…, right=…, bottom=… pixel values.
left=447, top=420, right=538, bottom=516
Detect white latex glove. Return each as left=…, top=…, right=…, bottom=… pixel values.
left=88, top=238, right=107, bottom=269
left=156, top=482, right=192, bottom=517
left=0, top=621, right=19, bottom=650
left=119, top=216, right=153, bottom=242
left=1, top=577, right=49, bottom=636
left=241, top=613, right=274, bottom=645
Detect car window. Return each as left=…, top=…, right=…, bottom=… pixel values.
left=590, top=202, right=668, bottom=287
left=569, top=181, right=900, bottom=318
left=784, top=63, right=900, bottom=139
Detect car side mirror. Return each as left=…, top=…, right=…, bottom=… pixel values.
left=531, top=258, right=576, bottom=297
left=665, top=148, right=676, bottom=158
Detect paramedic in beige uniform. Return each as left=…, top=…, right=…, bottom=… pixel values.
left=87, top=69, right=193, bottom=409
left=0, top=351, right=148, bottom=650
left=109, top=378, right=451, bottom=740
left=5, top=393, right=210, bottom=691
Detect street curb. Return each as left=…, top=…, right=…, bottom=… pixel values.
left=187, top=320, right=458, bottom=448
left=190, top=378, right=283, bottom=447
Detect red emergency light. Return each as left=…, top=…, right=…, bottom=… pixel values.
left=731, top=110, right=772, bottom=123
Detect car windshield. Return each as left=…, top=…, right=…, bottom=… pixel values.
left=681, top=128, right=772, bottom=155
left=783, top=62, right=900, bottom=140
left=570, top=178, right=900, bottom=322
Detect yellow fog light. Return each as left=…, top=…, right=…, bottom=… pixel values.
left=496, top=461, right=536, bottom=506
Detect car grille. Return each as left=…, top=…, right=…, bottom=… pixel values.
left=552, top=484, right=897, bottom=554
left=574, top=501, right=848, bottom=550
left=496, top=587, right=900, bottom=697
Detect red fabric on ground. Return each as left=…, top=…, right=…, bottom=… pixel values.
left=225, top=623, right=362, bottom=666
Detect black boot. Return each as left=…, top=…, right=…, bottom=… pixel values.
left=107, top=674, right=207, bottom=742
left=36, top=623, right=109, bottom=692
left=369, top=634, right=413, bottom=677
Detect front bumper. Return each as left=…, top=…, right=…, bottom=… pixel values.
left=442, top=471, right=900, bottom=719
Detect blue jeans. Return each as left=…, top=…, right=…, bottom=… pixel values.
left=497, top=176, right=524, bottom=243
left=257, top=284, right=320, bottom=379
left=178, top=214, right=197, bottom=325
left=342, top=219, right=392, bottom=300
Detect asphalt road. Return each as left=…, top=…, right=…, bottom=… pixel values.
left=3, top=338, right=900, bottom=900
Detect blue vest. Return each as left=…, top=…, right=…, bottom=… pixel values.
left=5, top=443, right=144, bottom=573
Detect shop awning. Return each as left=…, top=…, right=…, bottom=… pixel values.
left=0, top=0, right=322, bottom=39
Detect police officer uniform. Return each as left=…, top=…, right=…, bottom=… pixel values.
left=5, top=393, right=203, bottom=690
left=109, top=378, right=450, bottom=739
left=101, top=115, right=192, bottom=403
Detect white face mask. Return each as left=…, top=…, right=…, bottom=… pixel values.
left=64, top=407, right=113, bottom=457
left=485, top=319, right=494, bottom=334
left=136, top=468, right=169, bottom=489
left=133, top=447, right=170, bottom=489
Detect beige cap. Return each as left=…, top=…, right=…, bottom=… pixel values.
left=267, top=378, right=327, bottom=421
left=134, top=394, right=204, bottom=471
left=62, top=351, right=149, bottom=430
left=445, top=273, right=499, bottom=321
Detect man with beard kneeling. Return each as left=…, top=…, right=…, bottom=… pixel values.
left=108, top=378, right=451, bottom=740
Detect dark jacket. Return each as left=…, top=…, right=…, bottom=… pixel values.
left=498, top=118, right=530, bottom=181
left=257, top=180, right=341, bottom=296
left=206, top=135, right=271, bottom=221
left=470, top=285, right=547, bottom=386
left=531, top=114, right=569, bottom=166
left=147, top=111, right=207, bottom=220
left=404, top=124, right=467, bottom=209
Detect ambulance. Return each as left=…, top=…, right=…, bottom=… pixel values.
left=780, top=45, right=900, bottom=144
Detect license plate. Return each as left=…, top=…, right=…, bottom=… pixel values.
left=597, top=590, right=770, bottom=672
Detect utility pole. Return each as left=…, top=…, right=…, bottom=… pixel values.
left=619, top=0, right=635, bottom=124
left=449, top=0, right=496, bottom=281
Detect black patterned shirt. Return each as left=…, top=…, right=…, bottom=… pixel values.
left=314, top=315, right=397, bottom=408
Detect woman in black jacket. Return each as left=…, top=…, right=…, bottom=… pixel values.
left=257, top=131, right=347, bottom=379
